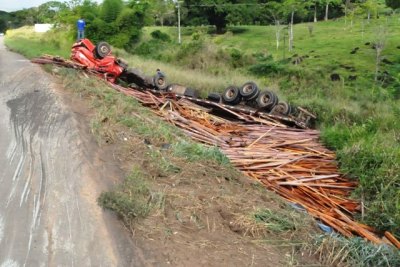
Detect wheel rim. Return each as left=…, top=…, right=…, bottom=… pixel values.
left=243, top=85, right=252, bottom=94
left=226, top=89, right=235, bottom=99
left=261, top=94, right=271, bottom=104
left=157, top=78, right=165, bottom=86
left=275, top=105, right=284, bottom=113
left=275, top=103, right=288, bottom=114
left=100, top=46, right=109, bottom=54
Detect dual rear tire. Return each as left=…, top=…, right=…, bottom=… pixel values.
left=222, top=82, right=260, bottom=105
left=256, top=90, right=278, bottom=111
left=222, top=82, right=280, bottom=112
left=222, top=86, right=242, bottom=105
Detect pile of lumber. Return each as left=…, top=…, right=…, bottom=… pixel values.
left=109, top=84, right=400, bottom=249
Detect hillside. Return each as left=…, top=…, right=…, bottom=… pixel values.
left=4, top=17, right=400, bottom=265
left=131, top=18, right=400, bottom=240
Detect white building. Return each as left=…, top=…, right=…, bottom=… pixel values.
left=34, top=24, right=53, bottom=33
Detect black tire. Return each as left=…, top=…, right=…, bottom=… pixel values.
left=95, top=41, right=111, bottom=59
left=289, top=104, right=298, bottom=116
left=116, top=58, right=128, bottom=70
left=121, top=68, right=149, bottom=88
left=207, top=93, right=221, bottom=102
left=273, top=102, right=291, bottom=116
left=222, top=86, right=241, bottom=105
left=167, top=84, right=187, bottom=95
left=184, top=88, right=199, bottom=98
left=240, top=82, right=259, bottom=100
left=256, top=90, right=276, bottom=111
left=153, top=72, right=168, bottom=90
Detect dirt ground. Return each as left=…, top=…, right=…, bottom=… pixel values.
left=53, top=70, right=322, bottom=267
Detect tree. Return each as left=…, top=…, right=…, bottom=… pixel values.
left=361, top=0, right=386, bottom=22
left=282, top=0, right=309, bottom=51
left=343, top=0, right=360, bottom=28
left=10, top=8, right=38, bottom=26
left=265, top=1, right=286, bottom=50
left=386, top=0, right=400, bottom=10
left=66, top=0, right=84, bottom=9
left=312, top=0, right=322, bottom=22
left=322, top=0, right=342, bottom=21
left=37, top=1, right=68, bottom=23
left=183, top=0, right=258, bottom=34
left=101, top=0, right=123, bottom=23
left=150, top=0, right=175, bottom=26
left=0, top=18, right=6, bottom=32
left=225, top=1, right=260, bottom=25
left=0, top=11, right=11, bottom=31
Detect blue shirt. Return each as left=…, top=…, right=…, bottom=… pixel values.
left=77, top=19, right=86, bottom=31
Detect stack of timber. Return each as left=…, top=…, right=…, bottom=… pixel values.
left=109, top=83, right=400, bottom=249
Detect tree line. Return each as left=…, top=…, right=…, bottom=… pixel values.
left=0, top=0, right=399, bottom=46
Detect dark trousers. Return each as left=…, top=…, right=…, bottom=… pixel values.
left=77, top=30, right=85, bottom=40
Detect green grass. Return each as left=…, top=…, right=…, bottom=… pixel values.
left=4, top=26, right=72, bottom=58
left=173, top=141, right=230, bottom=165
left=98, top=168, right=152, bottom=222
left=309, top=234, right=400, bottom=267
left=252, top=208, right=298, bottom=233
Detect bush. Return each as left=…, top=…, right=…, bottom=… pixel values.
left=320, top=124, right=352, bottom=150
left=229, top=48, right=243, bottom=68
left=109, top=32, right=130, bottom=48
left=249, top=62, right=285, bottom=76
left=150, top=30, right=171, bottom=42
left=227, top=26, right=249, bottom=34
left=175, top=39, right=204, bottom=59
left=133, top=39, right=166, bottom=58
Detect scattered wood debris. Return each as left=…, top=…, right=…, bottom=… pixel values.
left=32, top=55, right=400, bottom=249
left=108, top=83, right=399, bottom=249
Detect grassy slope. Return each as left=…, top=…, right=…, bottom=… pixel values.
left=148, top=18, right=400, bottom=79
left=5, top=26, right=72, bottom=58
left=4, top=22, right=400, bottom=262
left=138, top=19, right=400, bottom=238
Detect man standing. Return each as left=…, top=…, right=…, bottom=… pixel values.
left=77, top=18, right=86, bottom=40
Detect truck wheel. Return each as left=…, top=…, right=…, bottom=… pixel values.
left=273, top=102, right=291, bottom=116
left=122, top=68, right=147, bottom=87
left=153, top=72, right=168, bottom=90
left=256, top=90, right=276, bottom=111
left=95, top=41, right=111, bottom=59
left=184, top=88, right=199, bottom=98
left=222, top=86, right=241, bottom=105
left=207, top=93, right=221, bottom=102
left=116, top=58, right=128, bottom=70
left=240, top=82, right=259, bottom=100
left=289, top=104, right=298, bottom=116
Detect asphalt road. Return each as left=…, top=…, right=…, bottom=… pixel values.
left=0, top=37, right=140, bottom=266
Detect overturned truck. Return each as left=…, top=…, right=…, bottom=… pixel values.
left=67, top=39, right=315, bottom=128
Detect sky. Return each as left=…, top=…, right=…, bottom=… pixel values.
left=0, top=0, right=102, bottom=12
